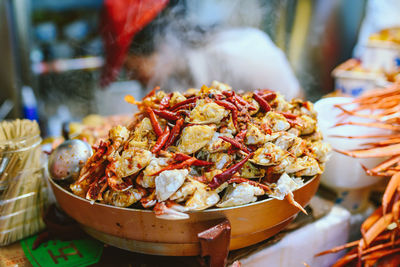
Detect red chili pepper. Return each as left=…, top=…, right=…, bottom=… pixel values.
left=171, top=102, right=196, bottom=112
left=173, top=152, right=191, bottom=161
left=150, top=157, right=196, bottom=176
left=234, top=95, right=257, bottom=110
left=278, top=112, right=297, bottom=120
left=261, top=92, right=277, bottom=102
left=214, top=100, right=237, bottom=111
left=215, top=100, right=238, bottom=130
left=164, top=118, right=184, bottom=148
left=169, top=97, right=198, bottom=111
left=235, top=129, right=247, bottom=143
left=153, top=109, right=180, bottom=121
left=227, top=177, right=272, bottom=193
left=222, top=90, right=234, bottom=97
left=151, top=126, right=170, bottom=154
left=208, top=152, right=254, bottom=189
left=253, top=93, right=271, bottom=112
left=146, top=107, right=163, bottom=137
left=231, top=109, right=238, bottom=130
left=173, top=153, right=213, bottom=166
left=159, top=93, right=172, bottom=109
left=227, top=129, right=247, bottom=154
left=219, top=136, right=250, bottom=153
left=230, top=96, right=244, bottom=110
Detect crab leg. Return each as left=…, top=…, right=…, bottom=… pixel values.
left=333, top=121, right=400, bottom=131
left=377, top=254, right=400, bottom=267
left=146, top=107, right=163, bottom=137
left=359, top=213, right=394, bottom=248
left=285, top=191, right=307, bottom=215
left=143, top=86, right=160, bottom=99
left=364, top=156, right=400, bottom=175
left=329, top=134, right=400, bottom=139
left=393, top=199, right=400, bottom=222
left=331, top=249, right=358, bottom=267
left=362, top=247, right=400, bottom=261
left=362, top=238, right=400, bottom=256
left=362, top=138, right=400, bottom=147
left=315, top=240, right=359, bottom=256
left=361, top=207, right=383, bottom=243
left=208, top=153, right=254, bottom=189
left=141, top=190, right=157, bottom=208
left=86, top=176, right=107, bottom=201
left=382, top=172, right=400, bottom=214
left=334, top=144, right=400, bottom=158
left=151, top=126, right=170, bottom=154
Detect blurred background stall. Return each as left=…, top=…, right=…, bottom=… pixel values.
left=1, top=0, right=365, bottom=136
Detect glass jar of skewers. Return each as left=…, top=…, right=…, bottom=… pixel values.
left=0, top=119, right=48, bottom=246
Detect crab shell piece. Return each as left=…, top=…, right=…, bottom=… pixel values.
left=274, top=132, right=297, bottom=151
left=250, top=142, right=288, bottom=166
left=269, top=173, right=304, bottom=200
left=186, top=100, right=229, bottom=124
left=309, top=141, right=332, bottom=163
left=203, top=132, right=233, bottom=153
left=103, top=187, right=146, bottom=207
left=262, top=111, right=291, bottom=132
left=155, top=169, right=189, bottom=201
left=285, top=156, right=322, bottom=177
left=240, top=161, right=266, bottom=179
left=140, top=157, right=170, bottom=188
left=112, top=147, right=152, bottom=178
left=207, top=152, right=234, bottom=170
left=296, top=115, right=317, bottom=135
left=169, top=178, right=198, bottom=202
left=177, top=125, right=215, bottom=154
left=109, top=125, right=130, bottom=143
left=217, top=182, right=265, bottom=208
left=245, top=123, right=270, bottom=145
left=184, top=181, right=224, bottom=211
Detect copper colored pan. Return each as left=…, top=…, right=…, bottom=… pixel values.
left=49, top=175, right=320, bottom=256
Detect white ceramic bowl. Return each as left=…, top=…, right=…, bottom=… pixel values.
left=314, top=97, right=389, bottom=190
left=361, top=41, right=400, bottom=73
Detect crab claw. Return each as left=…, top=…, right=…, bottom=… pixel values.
left=153, top=201, right=189, bottom=220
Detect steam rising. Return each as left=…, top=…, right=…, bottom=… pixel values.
left=147, top=0, right=300, bottom=100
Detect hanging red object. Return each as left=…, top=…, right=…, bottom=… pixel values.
left=100, top=0, right=169, bottom=87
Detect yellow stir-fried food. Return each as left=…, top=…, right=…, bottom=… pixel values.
left=70, top=81, right=330, bottom=219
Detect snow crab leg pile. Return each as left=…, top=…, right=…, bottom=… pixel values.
left=69, top=81, right=330, bottom=219
left=317, top=82, right=400, bottom=266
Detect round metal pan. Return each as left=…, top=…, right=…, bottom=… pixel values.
left=49, top=175, right=320, bottom=256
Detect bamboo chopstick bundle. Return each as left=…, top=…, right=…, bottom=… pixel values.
left=0, top=119, right=47, bottom=246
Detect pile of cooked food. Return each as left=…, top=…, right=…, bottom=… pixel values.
left=69, top=81, right=330, bottom=219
